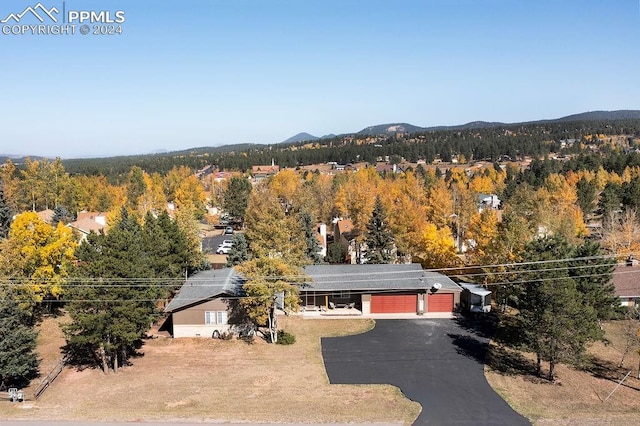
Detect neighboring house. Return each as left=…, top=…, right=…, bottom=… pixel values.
left=252, top=161, right=279, bottom=182
left=477, top=193, right=501, bottom=212
left=613, top=259, right=640, bottom=308
left=36, top=209, right=55, bottom=224
left=301, top=264, right=462, bottom=315
left=68, top=212, right=107, bottom=242
left=164, top=268, right=245, bottom=338
left=333, top=218, right=363, bottom=264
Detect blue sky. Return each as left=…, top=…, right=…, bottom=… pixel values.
left=1, top=0, right=639, bottom=158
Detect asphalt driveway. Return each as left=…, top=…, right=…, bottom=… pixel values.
left=321, top=318, right=530, bottom=425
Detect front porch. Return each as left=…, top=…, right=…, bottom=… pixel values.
left=300, top=291, right=362, bottom=316
left=300, top=306, right=363, bottom=317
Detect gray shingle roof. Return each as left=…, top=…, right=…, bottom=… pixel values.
left=613, top=265, right=640, bottom=298
left=302, top=264, right=461, bottom=292
left=164, top=268, right=244, bottom=312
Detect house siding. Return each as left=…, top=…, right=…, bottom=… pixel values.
left=172, top=298, right=229, bottom=326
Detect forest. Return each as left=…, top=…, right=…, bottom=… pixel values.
left=20, top=117, right=638, bottom=181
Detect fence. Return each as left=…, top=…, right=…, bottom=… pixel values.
left=33, top=359, right=65, bottom=400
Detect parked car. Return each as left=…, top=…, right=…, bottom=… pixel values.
left=220, top=239, right=233, bottom=247
left=216, top=245, right=232, bottom=254
left=224, top=226, right=234, bottom=235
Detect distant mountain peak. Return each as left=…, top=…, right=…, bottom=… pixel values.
left=282, top=132, right=319, bottom=144
left=357, top=122, right=424, bottom=135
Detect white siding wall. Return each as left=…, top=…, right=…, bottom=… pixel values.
left=172, top=324, right=231, bottom=338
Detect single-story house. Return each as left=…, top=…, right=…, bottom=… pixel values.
left=164, top=264, right=463, bottom=337
left=613, top=261, right=640, bottom=308
left=301, top=264, right=462, bottom=314
left=164, top=268, right=245, bottom=338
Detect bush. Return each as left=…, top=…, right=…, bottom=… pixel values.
left=276, top=330, right=296, bottom=345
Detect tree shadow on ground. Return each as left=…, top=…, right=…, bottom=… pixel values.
left=62, top=339, right=145, bottom=372
left=451, top=313, right=542, bottom=381
left=580, top=354, right=640, bottom=392
left=453, top=312, right=500, bottom=339
left=448, top=333, right=488, bottom=365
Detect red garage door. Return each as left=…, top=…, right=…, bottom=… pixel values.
left=428, top=293, right=454, bottom=312
left=371, top=294, right=417, bottom=313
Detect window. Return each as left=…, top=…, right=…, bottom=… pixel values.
left=205, top=311, right=228, bottom=325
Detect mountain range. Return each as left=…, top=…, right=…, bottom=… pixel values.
left=281, top=109, right=640, bottom=143
left=3, top=110, right=639, bottom=161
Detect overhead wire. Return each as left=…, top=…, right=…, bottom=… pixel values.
left=0, top=254, right=635, bottom=303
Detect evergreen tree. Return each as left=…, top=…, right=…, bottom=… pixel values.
left=0, top=188, right=12, bottom=239
left=223, top=176, right=252, bottom=223
left=569, top=239, right=618, bottom=321
left=65, top=208, right=161, bottom=373
left=51, top=204, right=74, bottom=225
left=126, top=166, right=146, bottom=210
left=575, top=177, right=596, bottom=219
left=598, top=182, right=622, bottom=218
left=326, top=241, right=347, bottom=264
left=226, top=233, right=249, bottom=267
left=299, top=210, right=323, bottom=264
left=516, top=236, right=602, bottom=381
left=364, top=196, right=394, bottom=264
left=0, top=289, right=39, bottom=387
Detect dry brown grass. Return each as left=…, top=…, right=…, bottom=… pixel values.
left=1, top=316, right=420, bottom=424
left=485, top=321, right=640, bottom=425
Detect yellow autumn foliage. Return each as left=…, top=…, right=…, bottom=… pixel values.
left=0, top=211, right=77, bottom=311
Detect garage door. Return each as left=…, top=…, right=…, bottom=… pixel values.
left=371, top=294, right=417, bottom=313
left=428, top=293, right=454, bottom=312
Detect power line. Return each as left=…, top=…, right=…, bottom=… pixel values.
left=0, top=252, right=626, bottom=285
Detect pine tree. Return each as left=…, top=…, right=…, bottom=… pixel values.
left=223, top=176, right=252, bottom=223
left=326, top=242, right=347, bottom=264
left=226, top=233, right=249, bottom=267
left=299, top=210, right=323, bottom=264
left=51, top=204, right=74, bottom=225
left=516, top=236, right=602, bottom=381
left=0, top=188, right=13, bottom=239
left=364, top=196, right=394, bottom=264
left=569, top=239, right=617, bottom=321
left=575, top=177, right=596, bottom=219
left=65, top=208, right=161, bottom=373
left=0, top=289, right=39, bottom=387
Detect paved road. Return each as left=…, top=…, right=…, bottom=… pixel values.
left=322, top=318, right=531, bottom=425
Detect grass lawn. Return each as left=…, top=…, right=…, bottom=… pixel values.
left=1, top=315, right=421, bottom=424
left=485, top=320, right=640, bottom=425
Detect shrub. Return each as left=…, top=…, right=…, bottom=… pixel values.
left=276, top=330, right=296, bottom=345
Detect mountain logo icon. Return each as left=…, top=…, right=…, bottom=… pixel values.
left=1, top=3, right=59, bottom=24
